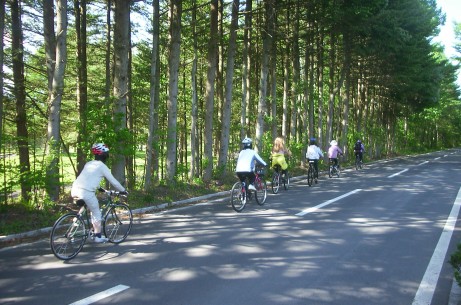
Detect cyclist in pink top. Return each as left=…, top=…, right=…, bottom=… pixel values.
left=328, top=140, right=343, bottom=168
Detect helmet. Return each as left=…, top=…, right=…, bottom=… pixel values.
left=357, top=140, right=362, bottom=144
left=91, top=143, right=109, bottom=155
left=242, top=137, right=253, bottom=149
left=330, top=140, right=337, bottom=146
left=309, top=137, right=316, bottom=145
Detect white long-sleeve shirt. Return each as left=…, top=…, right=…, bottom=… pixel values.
left=306, top=145, right=324, bottom=160
left=235, top=149, right=267, bottom=172
left=71, top=160, right=125, bottom=193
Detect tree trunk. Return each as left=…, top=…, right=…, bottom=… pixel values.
left=104, top=0, right=111, bottom=113
left=166, top=0, right=182, bottom=181
left=45, top=0, right=67, bottom=201
left=11, top=0, right=31, bottom=201
left=203, top=0, right=218, bottom=181
left=112, top=0, right=130, bottom=185
left=75, top=0, right=88, bottom=176
left=145, top=0, right=160, bottom=190
left=218, top=0, right=239, bottom=173
left=255, top=0, right=274, bottom=152
left=189, top=0, right=198, bottom=180
left=0, top=0, right=4, bottom=155
left=240, top=0, right=252, bottom=140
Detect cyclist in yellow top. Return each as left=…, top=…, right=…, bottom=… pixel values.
left=271, top=136, right=291, bottom=177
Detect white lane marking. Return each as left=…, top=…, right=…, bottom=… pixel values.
left=434, top=157, right=441, bottom=160
left=412, top=187, right=461, bottom=305
left=417, top=161, right=429, bottom=166
left=296, top=189, right=362, bottom=216
left=388, top=169, right=408, bottom=178
left=69, top=284, right=130, bottom=305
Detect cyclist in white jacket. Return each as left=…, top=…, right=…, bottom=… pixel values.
left=71, top=143, right=127, bottom=243
left=306, top=137, right=324, bottom=181
left=235, top=138, right=267, bottom=191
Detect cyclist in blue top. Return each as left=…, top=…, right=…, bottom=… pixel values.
left=235, top=137, right=267, bottom=191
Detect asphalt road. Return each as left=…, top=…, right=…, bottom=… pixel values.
left=1, top=150, right=461, bottom=305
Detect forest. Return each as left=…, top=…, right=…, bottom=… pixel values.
left=1, top=0, right=461, bottom=206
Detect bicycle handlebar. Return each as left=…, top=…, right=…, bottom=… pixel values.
left=98, top=187, right=128, bottom=197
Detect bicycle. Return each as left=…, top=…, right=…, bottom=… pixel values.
left=355, top=153, right=363, bottom=170
left=328, top=158, right=340, bottom=178
left=307, top=159, right=317, bottom=186
left=271, top=164, right=290, bottom=194
left=230, top=166, right=267, bottom=212
left=50, top=188, right=133, bottom=260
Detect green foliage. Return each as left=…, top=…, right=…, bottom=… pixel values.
left=451, top=243, right=461, bottom=287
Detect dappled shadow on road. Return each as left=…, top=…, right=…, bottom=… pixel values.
left=1, top=151, right=461, bottom=304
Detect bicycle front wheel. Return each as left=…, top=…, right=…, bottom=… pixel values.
left=231, top=182, right=247, bottom=212
left=271, top=173, right=280, bottom=194
left=50, top=213, right=87, bottom=260
left=103, top=203, right=133, bottom=243
left=255, top=180, right=267, bottom=205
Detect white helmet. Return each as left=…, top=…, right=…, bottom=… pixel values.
left=330, top=140, right=338, bottom=146
left=91, top=143, right=109, bottom=155
left=242, top=137, right=252, bottom=149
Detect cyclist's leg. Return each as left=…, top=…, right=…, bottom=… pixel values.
left=237, top=172, right=247, bottom=192
left=314, top=160, right=319, bottom=180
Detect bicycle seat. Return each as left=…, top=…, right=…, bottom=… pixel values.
left=75, top=199, right=86, bottom=207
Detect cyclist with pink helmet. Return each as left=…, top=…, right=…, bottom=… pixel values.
left=71, top=143, right=127, bottom=243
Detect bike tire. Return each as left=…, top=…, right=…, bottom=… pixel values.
left=255, top=180, right=267, bottom=205
left=272, top=173, right=280, bottom=194
left=103, top=203, right=133, bottom=243
left=336, top=166, right=340, bottom=178
left=230, top=182, right=246, bottom=212
left=50, top=213, right=87, bottom=260
left=283, top=172, right=290, bottom=190
left=307, top=167, right=314, bottom=186
left=328, top=166, right=333, bottom=178
left=355, top=157, right=360, bottom=170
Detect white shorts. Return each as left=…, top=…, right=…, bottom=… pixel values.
left=70, top=188, right=102, bottom=223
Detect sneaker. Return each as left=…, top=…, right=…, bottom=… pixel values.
left=248, top=184, right=256, bottom=191
left=94, top=236, right=109, bottom=243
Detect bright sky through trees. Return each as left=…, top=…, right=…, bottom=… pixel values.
left=436, top=0, right=461, bottom=86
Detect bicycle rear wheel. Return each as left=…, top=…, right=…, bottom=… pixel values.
left=307, top=166, right=314, bottom=186
left=255, top=180, right=267, bottom=205
left=271, top=172, right=280, bottom=194
left=283, top=172, right=290, bottom=190
left=230, top=182, right=246, bottom=212
left=355, top=156, right=360, bottom=170
left=328, top=165, right=333, bottom=178
left=50, top=213, right=87, bottom=260
left=103, top=203, right=133, bottom=243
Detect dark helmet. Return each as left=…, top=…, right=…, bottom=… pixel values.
left=242, top=137, right=253, bottom=149
left=309, top=137, right=316, bottom=145
left=357, top=139, right=362, bottom=144
left=91, top=143, right=110, bottom=162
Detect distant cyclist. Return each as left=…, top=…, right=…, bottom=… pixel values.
left=328, top=140, right=343, bottom=168
left=305, top=137, right=323, bottom=182
left=354, top=140, right=365, bottom=163
left=271, top=136, right=291, bottom=177
left=235, top=137, right=267, bottom=191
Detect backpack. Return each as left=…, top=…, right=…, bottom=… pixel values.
left=354, top=143, right=362, bottom=152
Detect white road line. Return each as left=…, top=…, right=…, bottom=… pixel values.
left=412, top=187, right=461, bottom=305
left=388, top=169, right=408, bottom=178
left=296, top=189, right=362, bottom=216
left=418, top=161, right=429, bottom=166
left=69, top=284, right=130, bottom=305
